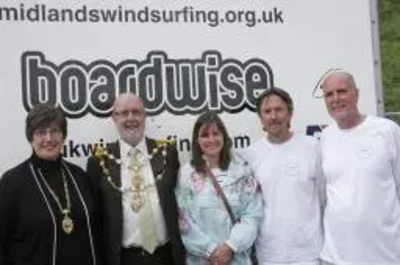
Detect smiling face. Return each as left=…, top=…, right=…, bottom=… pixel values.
left=31, top=124, right=64, bottom=160
left=112, top=93, right=146, bottom=146
left=321, top=72, right=360, bottom=128
left=197, top=123, right=224, bottom=161
left=259, top=94, right=292, bottom=142
left=25, top=104, right=67, bottom=161
left=191, top=112, right=231, bottom=171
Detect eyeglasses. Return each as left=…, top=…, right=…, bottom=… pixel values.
left=34, top=128, right=63, bottom=138
left=113, top=110, right=144, bottom=119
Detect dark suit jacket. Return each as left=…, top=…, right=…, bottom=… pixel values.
left=86, top=138, right=185, bottom=265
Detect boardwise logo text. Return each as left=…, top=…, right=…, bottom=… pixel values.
left=21, top=51, right=274, bottom=118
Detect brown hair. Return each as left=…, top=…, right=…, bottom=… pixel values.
left=25, top=104, right=67, bottom=142
left=191, top=111, right=232, bottom=173
left=256, top=87, right=294, bottom=114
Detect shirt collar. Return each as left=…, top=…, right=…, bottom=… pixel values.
left=119, top=138, right=147, bottom=157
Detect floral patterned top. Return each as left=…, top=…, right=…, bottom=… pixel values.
left=176, top=154, right=263, bottom=265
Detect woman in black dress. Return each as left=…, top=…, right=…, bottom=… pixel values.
left=0, top=104, right=102, bottom=265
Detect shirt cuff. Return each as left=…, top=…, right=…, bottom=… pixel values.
left=205, top=243, right=218, bottom=258
left=225, top=240, right=237, bottom=253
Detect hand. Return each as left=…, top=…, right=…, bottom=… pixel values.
left=209, top=243, right=233, bottom=265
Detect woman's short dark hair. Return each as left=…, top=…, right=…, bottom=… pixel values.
left=191, top=111, right=232, bottom=173
left=25, top=104, right=67, bottom=142
left=256, top=87, right=294, bottom=115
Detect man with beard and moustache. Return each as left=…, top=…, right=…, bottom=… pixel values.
left=244, top=88, right=325, bottom=265
left=86, top=93, right=185, bottom=265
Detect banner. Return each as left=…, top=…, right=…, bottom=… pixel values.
left=0, top=0, right=381, bottom=174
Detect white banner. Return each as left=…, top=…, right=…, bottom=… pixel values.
left=0, top=0, right=381, bottom=174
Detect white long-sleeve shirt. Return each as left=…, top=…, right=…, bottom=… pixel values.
left=245, top=134, right=324, bottom=264
left=119, top=139, right=168, bottom=247
left=320, top=115, right=400, bottom=265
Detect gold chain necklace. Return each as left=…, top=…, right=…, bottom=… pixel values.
left=94, top=141, right=172, bottom=192
left=38, top=168, right=74, bottom=234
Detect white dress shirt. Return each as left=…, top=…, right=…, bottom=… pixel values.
left=119, top=139, right=168, bottom=248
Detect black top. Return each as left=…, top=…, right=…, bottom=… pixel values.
left=0, top=154, right=102, bottom=265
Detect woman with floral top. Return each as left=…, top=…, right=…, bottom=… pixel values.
left=176, top=111, right=263, bottom=265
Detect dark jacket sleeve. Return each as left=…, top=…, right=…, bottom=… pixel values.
left=164, top=144, right=186, bottom=265
left=85, top=156, right=108, bottom=265
left=166, top=144, right=180, bottom=189
left=0, top=170, right=19, bottom=265
left=86, top=156, right=103, bottom=205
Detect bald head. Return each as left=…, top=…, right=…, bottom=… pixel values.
left=321, top=71, right=357, bottom=91
left=113, top=93, right=144, bottom=111
left=320, top=71, right=362, bottom=129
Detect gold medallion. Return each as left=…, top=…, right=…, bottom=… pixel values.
left=62, top=215, right=74, bottom=234
left=131, top=193, right=145, bottom=213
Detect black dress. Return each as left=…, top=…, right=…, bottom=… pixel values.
left=0, top=154, right=102, bottom=265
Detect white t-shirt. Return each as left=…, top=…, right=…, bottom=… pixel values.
left=320, top=115, right=400, bottom=265
left=245, top=133, right=324, bottom=264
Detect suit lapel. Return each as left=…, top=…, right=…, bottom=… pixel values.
left=146, top=138, right=164, bottom=180
left=104, top=142, right=123, bottom=226
left=106, top=142, right=122, bottom=188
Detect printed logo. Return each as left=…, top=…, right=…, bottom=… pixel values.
left=21, top=50, right=274, bottom=118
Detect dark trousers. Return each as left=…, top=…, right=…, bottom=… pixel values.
left=121, top=243, right=174, bottom=265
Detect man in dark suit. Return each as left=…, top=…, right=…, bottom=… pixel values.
left=87, top=93, right=185, bottom=265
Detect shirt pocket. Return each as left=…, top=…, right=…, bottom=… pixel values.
left=355, top=136, right=391, bottom=178
left=281, top=157, right=316, bottom=183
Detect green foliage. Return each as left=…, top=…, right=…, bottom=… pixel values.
left=379, top=0, right=400, bottom=113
